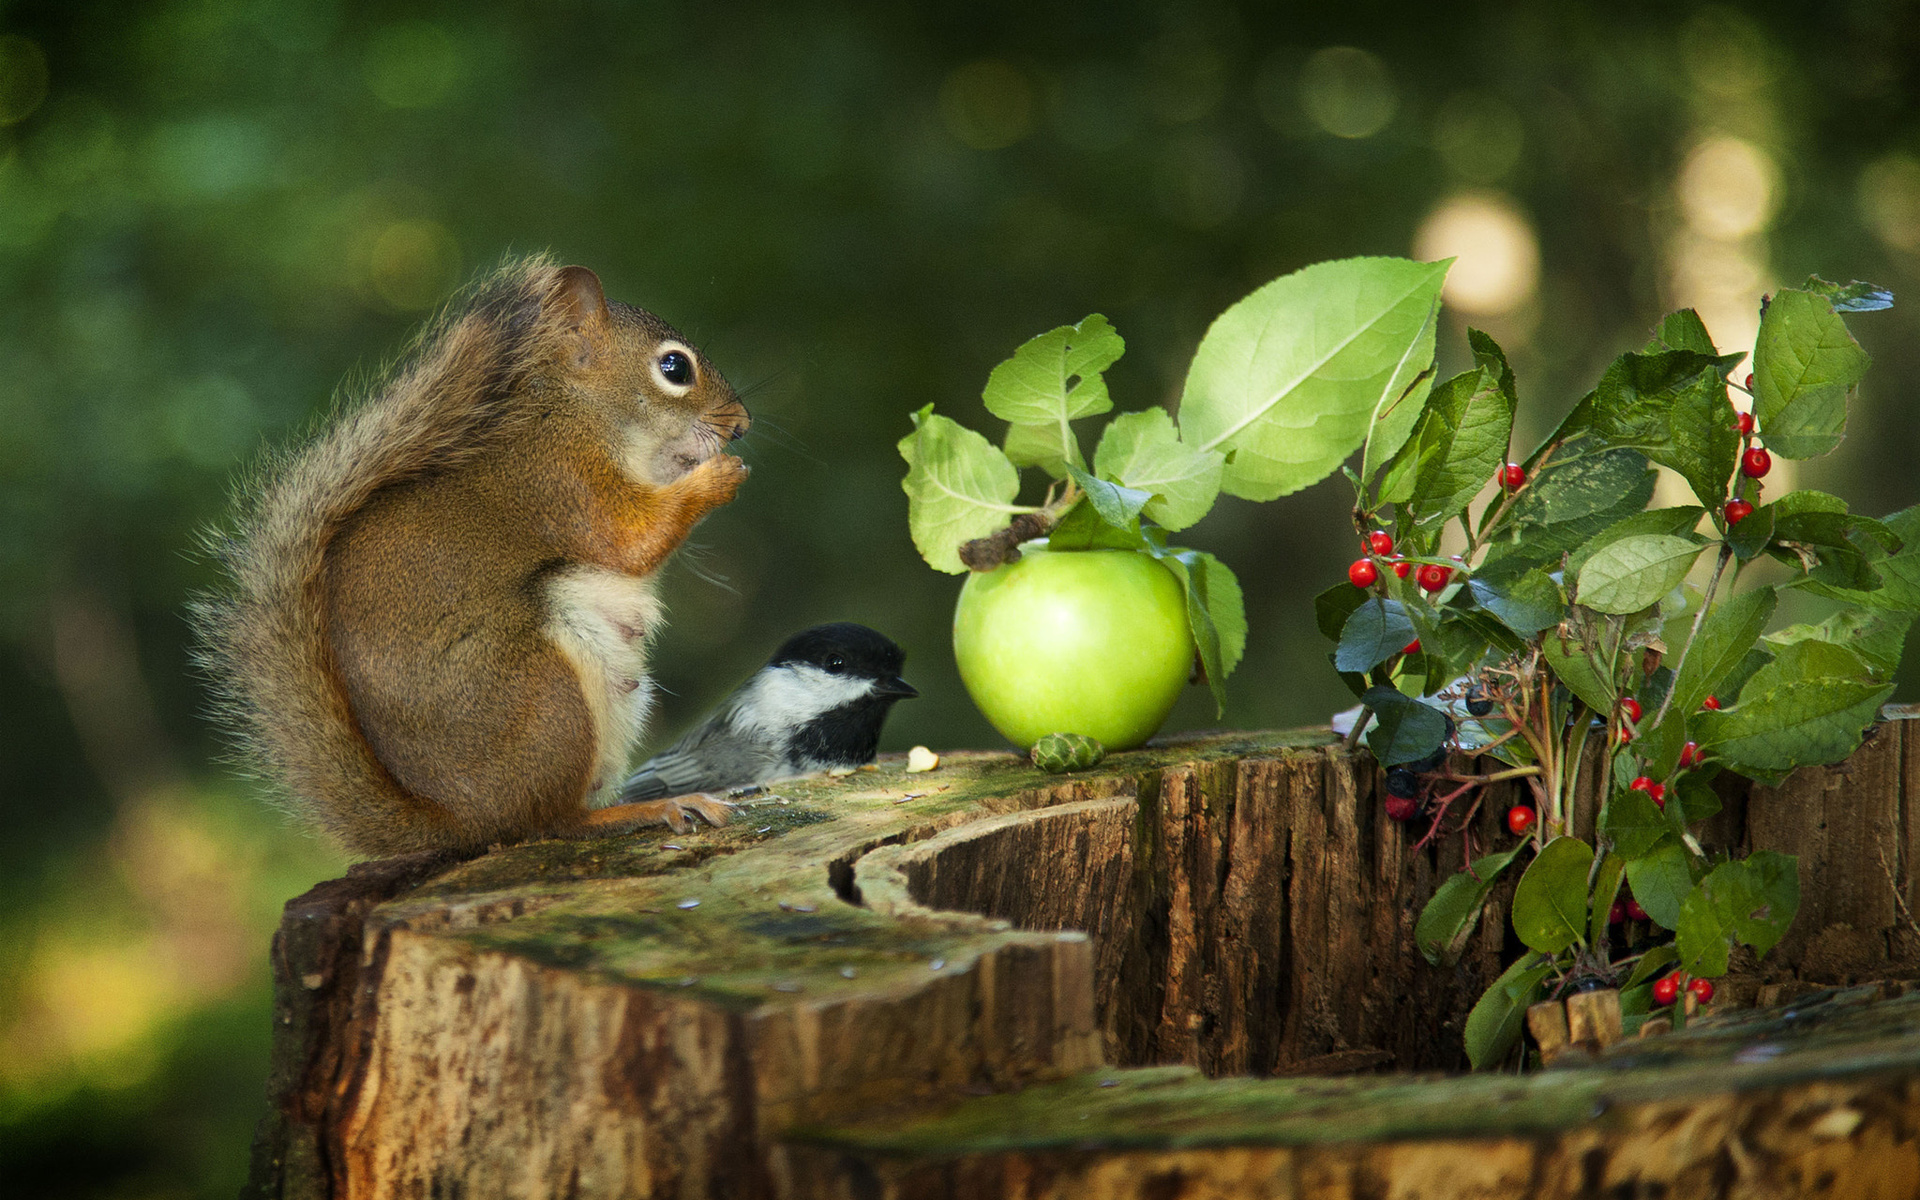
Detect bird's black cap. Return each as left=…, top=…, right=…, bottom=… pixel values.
left=768, top=623, right=915, bottom=696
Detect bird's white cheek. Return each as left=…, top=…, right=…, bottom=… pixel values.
left=728, top=666, right=873, bottom=739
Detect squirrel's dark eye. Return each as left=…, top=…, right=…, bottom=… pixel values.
left=658, top=350, right=693, bottom=386
left=824, top=654, right=846, bottom=674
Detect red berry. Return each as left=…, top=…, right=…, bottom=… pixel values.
left=1626, top=898, right=1648, bottom=921
left=1384, top=793, right=1419, bottom=822
left=1724, top=500, right=1754, bottom=525
left=1741, top=447, right=1772, bottom=478
left=1630, top=776, right=1653, bottom=792
left=1608, top=900, right=1626, bottom=925
left=1402, top=639, right=1421, bottom=656
left=1735, top=410, right=1755, bottom=435
left=1687, top=977, right=1715, bottom=1004
left=1391, top=559, right=1412, bottom=579
left=1620, top=698, right=1643, bottom=724
left=1417, top=563, right=1452, bottom=593
left=1499, top=462, right=1527, bottom=489
left=1507, top=805, right=1535, bottom=835
left=1369, top=531, right=1395, bottom=555
left=1349, top=558, right=1378, bottom=588
left=1678, top=741, right=1701, bottom=769
left=1744, top=373, right=1754, bottom=391
left=1652, top=975, right=1682, bottom=1006
left=1618, top=726, right=1634, bottom=745
left=1702, top=695, right=1722, bottom=711
left=1648, top=782, right=1667, bottom=808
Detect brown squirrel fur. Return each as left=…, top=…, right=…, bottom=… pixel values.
left=196, top=257, right=748, bottom=857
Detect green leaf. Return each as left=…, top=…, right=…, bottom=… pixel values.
left=1646, top=309, right=1717, bottom=354
left=1693, top=640, right=1894, bottom=774
left=1726, top=502, right=1775, bottom=560
left=1590, top=853, right=1628, bottom=951
left=1091, top=408, right=1225, bottom=532
left=1576, top=534, right=1705, bottom=615
left=1675, top=880, right=1732, bottom=978
left=1512, top=835, right=1593, bottom=954
left=1675, top=856, right=1794, bottom=978
left=1665, top=585, right=1776, bottom=721
left=1047, top=498, right=1147, bottom=552
left=1177, top=256, right=1449, bottom=501
left=1362, top=685, right=1449, bottom=766
left=1565, top=507, right=1706, bottom=582
left=1767, top=607, right=1912, bottom=678
left=1600, top=787, right=1669, bottom=860
left=1416, top=846, right=1524, bottom=967
left=1315, top=581, right=1370, bottom=643
left=986, top=314, right=1125, bottom=478
left=1624, top=944, right=1680, bottom=990
left=1065, top=465, right=1152, bottom=528
left=898, top=405, right=1029, bottom=574
left=1464, top=955, right=1553, bottom=1070
left=1798, top=276, right=1893, bottom=312
left=1152, top=548, right=1246, bottom=713
left=1539, top=625, right=1617, bottom=713
left=1384, top=328, right=1516, bottom=527
left=1336, top=599, right=1417, bottom=673
left=1512, top=445, right=1655, bottom=528
left=1626, top=838, right=1696, bottom=931
left=1467, top=568, right=1565, bottom=637
left=1588, top=350, right=1745, bottom=510
left=1796, top=504, right=1920, bottom=612
left=1752, top=288, right=1871, bottom=460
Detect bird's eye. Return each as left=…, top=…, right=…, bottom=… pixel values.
left=657, top=350, right=693, bottom=386
left=824, top=654, right=846, bottom=674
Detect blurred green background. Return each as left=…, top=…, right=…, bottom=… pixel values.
left=4, top=1, right=1919, bottom=1194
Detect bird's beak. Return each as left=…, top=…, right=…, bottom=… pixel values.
left=872, top=675, right=919, bottom=699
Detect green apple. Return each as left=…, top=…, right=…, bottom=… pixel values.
left=953, top=544, right=1195, bottom=750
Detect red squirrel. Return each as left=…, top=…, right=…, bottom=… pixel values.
left=198, top=258, right=747, bottom=857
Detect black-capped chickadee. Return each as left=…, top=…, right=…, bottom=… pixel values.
left=617, top=622, right=918, bottom=803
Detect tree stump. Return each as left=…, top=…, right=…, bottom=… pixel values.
left=248, top=719, right=1920, bottom=1199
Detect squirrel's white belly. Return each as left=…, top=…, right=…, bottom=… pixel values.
left=542, top=565, right=662, bottom=803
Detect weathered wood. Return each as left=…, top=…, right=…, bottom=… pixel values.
left=783, top=987, right=1920, bottom=1200
left=248, top=719, right=1920, bottom=1199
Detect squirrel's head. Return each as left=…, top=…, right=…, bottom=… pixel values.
left=547, top=265, right=749, bottom=485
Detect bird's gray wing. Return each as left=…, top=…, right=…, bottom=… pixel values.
left=616, top=702, right=783, bottom=802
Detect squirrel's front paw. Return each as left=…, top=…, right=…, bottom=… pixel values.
left=694, top=453, right=749, bottom=501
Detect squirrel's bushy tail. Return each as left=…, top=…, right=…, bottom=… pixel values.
left=193, top=255, right=577, bottom=855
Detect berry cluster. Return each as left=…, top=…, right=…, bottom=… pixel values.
left=1616, top=694, right=1719, bottom=809
left=1724, top=374, right=1769, bottom=526
left=1651, top=973, right=1715, bottom=1007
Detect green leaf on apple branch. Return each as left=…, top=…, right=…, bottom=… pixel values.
left=1176, top=256, right=1449, bottom=501
left=1467, top=568, right=1565, bottom=637
left=1336, top=598, right=1417, bottom=673
left=1090, top=408, right=1225, bottom=532
left=1361, top=685, right=1449, bottom=767
left=1416, top=846, right=1523, bottom=967
left=1380, top=328, right=1516, bottom=527
left=1625, top=837, right=1696, bottom=931
left=1152, top=548, right=1246, bottom=713
left=1665, top=585, right=1776, bottom=721
left=1692, top=639, right=1894, bottom=775
left=1752, top=288, right=1871, bottom=461
left=1464, top=954, right=1553, bottom=1070
left=1645, top=308, right=1717, bottom=354
left=1588, top=349, right=1745, bottom=510
left=1065, top=465, right=1152, bottom=528
left=899, top=405, right=1030, bottom=574
left=1512, top=835, right=1593, bottom=954
left=1047, top=497, right=1148, bottom=553
left=1576, top=534, right=1705, bottom=615
left=985, top=314, right=1125, bottom=478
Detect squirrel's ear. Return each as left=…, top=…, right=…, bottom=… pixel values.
left=551, top=265, right=609, bottom=331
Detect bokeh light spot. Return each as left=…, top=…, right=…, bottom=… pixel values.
left=939, top=60, right=1034, bottom=151
left=1859, top=153, right=1920, bottom=253
left=1432, top=92, right=1523, bottom=183
left=0, top=35, right=50, bottom=126
left=1413, top=192, right=1539, bottom=315
left=369, top=219, right=461, bottom=311
left=1299, top=46, right=1396, bottom=140
left=1678, top=136, right=1776, bottom=239
left=364, top=21, right=461, bottom=109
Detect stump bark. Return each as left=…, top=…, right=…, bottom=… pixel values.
left=248, top=718, right=1920, bottom=1200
